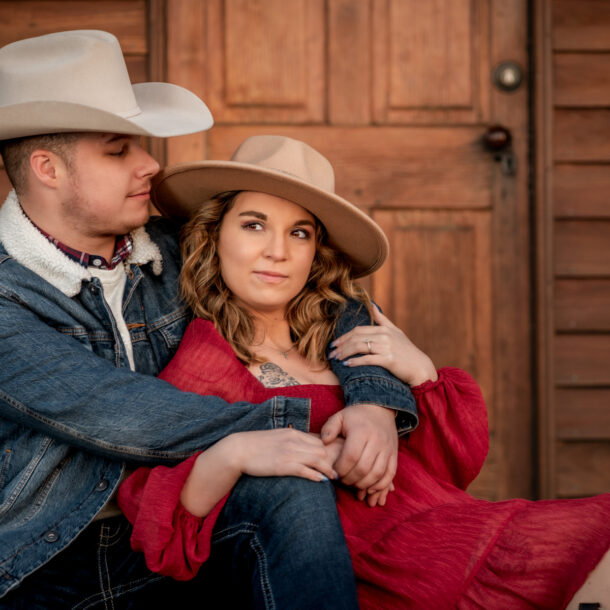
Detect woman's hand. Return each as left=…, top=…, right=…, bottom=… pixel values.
left=181, top=429, right=338, bottom=517
left=329, top=306, right=438, bottom=386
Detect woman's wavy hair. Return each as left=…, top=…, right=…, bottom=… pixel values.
left=180, top=191, right=373, bottom=365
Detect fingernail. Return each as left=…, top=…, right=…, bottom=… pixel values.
left=332, top=471, right=339, bottom=480
left=319, top=475, right=329, bottom=482
left=342, top=360, right=352, bottom=367
left=330, top=340, right=337, bottom=347
left=328, top=350, right=337, bottom=359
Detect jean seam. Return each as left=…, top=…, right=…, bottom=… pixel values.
left=210, top=522, right=275, bottom=610
left=96, top=523, right=115, bottom=610
left=72, top=575, right=166, bottom=610
left=249, top=533, right=275, bottom=610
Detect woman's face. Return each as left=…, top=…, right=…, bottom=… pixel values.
left=217, top=191, right=317, bottom=317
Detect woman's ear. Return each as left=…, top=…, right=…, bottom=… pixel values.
left=29, top=149, right=64, bottom=189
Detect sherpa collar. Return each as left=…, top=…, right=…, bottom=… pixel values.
left=0, top=189, right=163, bottom=297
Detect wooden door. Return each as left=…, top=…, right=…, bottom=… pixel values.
left=165, top=0, right=531, bottom=500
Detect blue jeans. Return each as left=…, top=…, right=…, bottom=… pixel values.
left=1, top=476, right=358, bottom=609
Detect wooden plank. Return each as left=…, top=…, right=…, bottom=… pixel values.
left=555, top=334, right=610, bottom=386
left=553, top=0, right=610, bottom=51
left=0, top=1, right=147, bottom=53
left=534, top=0, right=556, bottom=498
left=554, top=110, right=610, bottom=162
left=125, top=56, right=147, bottom=84
left=556, top=441, right=610, bottom=497
left=489, top=0, right=532, bottom=500
left=554, top=220, right=610, bottom=276
left=328, top=0, right=371, bottom=125
left=166, top=0, right=207, bottom=165
left=554, top=53, right=610, bottom=107
left=205, top=0, right=325, bottom=123
left=556, top=388, right=610, bottom=440
left=372, top=0, right=490, bottom=124
left=555, top=279, right=610, bottom=331
left=207, top=125, right=492, bottom=209
left=554, top=165, right=610, bottom=218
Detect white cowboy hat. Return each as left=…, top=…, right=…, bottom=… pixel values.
left=152, top=135, right=389, bottom=278
left=0, top=30, right=213, bottom=139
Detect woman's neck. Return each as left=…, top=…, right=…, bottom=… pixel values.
left=253, top=316, right=294, bottom=354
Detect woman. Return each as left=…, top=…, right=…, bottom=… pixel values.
left=118, top=136, right=610, bottom=609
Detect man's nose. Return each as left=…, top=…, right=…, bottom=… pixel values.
left=134, top=145, right=161, bottom=179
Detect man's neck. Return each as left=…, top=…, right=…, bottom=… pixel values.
left=19, top=197, right=118, bottom=262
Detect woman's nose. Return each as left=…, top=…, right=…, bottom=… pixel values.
left=263, top=233, right=288, bottom=260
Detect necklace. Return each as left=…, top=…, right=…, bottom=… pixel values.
left=263, top=342, right=295, bottom=359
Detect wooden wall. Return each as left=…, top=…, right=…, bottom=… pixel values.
left=536, top=0, right=610, bottom=498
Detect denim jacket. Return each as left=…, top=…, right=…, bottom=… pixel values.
left=0, top=191, right=415, bottom=596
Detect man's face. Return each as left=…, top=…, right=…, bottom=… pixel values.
left=57, top=133, right=160, bottom=239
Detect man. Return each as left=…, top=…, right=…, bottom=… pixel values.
left=0, top=31, right=415, bottom=608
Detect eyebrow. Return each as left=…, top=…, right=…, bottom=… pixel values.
left=238, top=210, right=315, bottom=227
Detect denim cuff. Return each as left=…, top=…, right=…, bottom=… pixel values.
left=342, top=375, right=418, bottom=435
left=272, top=396, right=311, bottom=433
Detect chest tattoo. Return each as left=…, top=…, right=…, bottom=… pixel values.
left=257, top=362, right=301, bottom=387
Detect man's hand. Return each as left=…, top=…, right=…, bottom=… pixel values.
left=321, top=403, right=398, bottom=503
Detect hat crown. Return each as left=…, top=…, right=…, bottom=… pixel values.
left=0, top=30, right=139, bottom=117
left=231, top=135, right=336, bottom=194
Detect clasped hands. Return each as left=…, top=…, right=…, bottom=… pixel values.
left=320, top=403, right=398, bottom=507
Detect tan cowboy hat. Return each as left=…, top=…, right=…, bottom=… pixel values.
left=152, top=135, right=389, bottom=277
left=0, top=30, right=213, bottom=139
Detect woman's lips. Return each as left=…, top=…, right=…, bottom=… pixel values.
left=253, top=271, right=288, bottom=284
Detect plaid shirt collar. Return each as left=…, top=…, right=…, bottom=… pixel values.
left=31, top=216, right=133, bottom=270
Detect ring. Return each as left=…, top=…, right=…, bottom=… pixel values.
left=364, top=339, right=373, bottom=354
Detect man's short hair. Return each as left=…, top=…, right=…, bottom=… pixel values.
left=0, top=133, right=79, bottom=196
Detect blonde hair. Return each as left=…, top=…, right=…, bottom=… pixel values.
left=180, top=191, right=373, bottom=365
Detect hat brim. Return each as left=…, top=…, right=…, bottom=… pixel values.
left=152, top=161, right=389, bottom=278
left=0, top=82, right=213, bottom=139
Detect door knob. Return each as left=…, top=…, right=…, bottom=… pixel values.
left=483, top=125, right=515, bottom=176
left=484, top=125, right=512, bottom=152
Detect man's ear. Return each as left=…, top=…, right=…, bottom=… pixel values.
left=29, top=149, right=65, bottom=189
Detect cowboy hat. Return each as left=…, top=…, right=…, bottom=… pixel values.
left=0, top=30, right=213, bottom=140
left=151, top=135, right=389, bottom=277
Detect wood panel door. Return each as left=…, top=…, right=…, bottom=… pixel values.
left=163, top=0, right=531, bottom=500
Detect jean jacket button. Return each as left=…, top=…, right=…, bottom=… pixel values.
left=44, top=531, right=59, bottom=543
left=96, top=479, right=109, bottom=492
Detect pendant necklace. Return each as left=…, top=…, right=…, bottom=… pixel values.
left=264, top=342, right=295, bottom=359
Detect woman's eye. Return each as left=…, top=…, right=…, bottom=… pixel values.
left=293, top=228, right=311, bottom=239
left=243, top=221, right=263, bottom=231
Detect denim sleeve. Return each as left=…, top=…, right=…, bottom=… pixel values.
left=0, top=293, right=310, bottom=465
left=330, top=299, right=418, bottom=435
